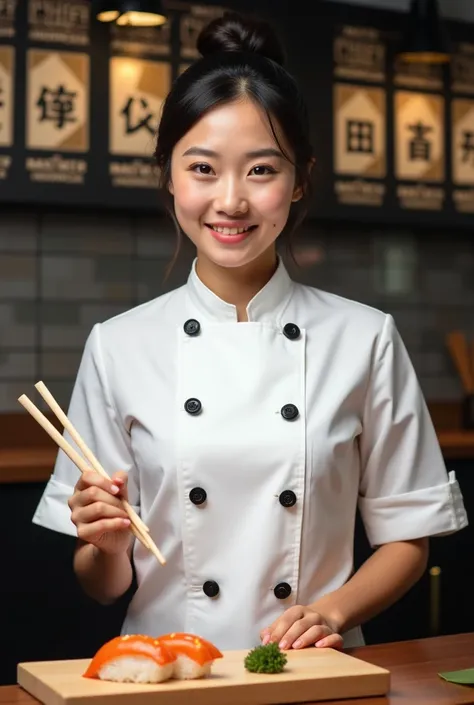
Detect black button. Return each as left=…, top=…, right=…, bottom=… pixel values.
left=203, top=580, right=219, bottom=598
left=185, top=398, right=202, bottom=415
left=283, top=323, right=300, bottom=340
left=184, top=319, right=200, bottom=336
left=189, top=487, right=207, bottom=505
left=274, top=582, right=292, bottom=599
left=281, top=404, right=299, bottom=421
left=279, top=490, right=297, bottom=507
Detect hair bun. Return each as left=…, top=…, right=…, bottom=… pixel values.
left=196, top=12, right=285, bottom=66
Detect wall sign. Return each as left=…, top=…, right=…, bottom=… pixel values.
left=0, top=0, right=17, bottom=38
left=28, top=0, right=90, bottom=47
left=333, top=83, right=386, bottom=207
left=108, top=56, right=170, bottom=189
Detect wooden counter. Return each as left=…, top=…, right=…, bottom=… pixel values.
left=2, top=633, right=474, bottom=704
left=438, top=432, right=474, bottom=459
left=0, top=448, right=57, bottom=484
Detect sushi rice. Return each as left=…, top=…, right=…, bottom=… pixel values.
left=173, top=655, right=212, bottom=680
left=97, top=656, right=174, bottom=683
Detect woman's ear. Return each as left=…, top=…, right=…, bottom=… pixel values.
left=168, top=180, right=174, bottom=195
left=292, top=185, right=303, bottom=202
left=292, top=157, right=316, bottom=202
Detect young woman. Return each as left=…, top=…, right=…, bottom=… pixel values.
left=33, top=12, right=467, bottom=653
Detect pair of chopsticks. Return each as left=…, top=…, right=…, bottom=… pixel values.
left=446, top=331, right=474, bottom=395
left=18, top=381, right=166, bottom=566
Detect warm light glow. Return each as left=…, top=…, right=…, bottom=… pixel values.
left=117, top=59, right=139, bottom=80
left=115, top=11, right=166, bottom=26
left=97, top=10, right=120, bottom=22
left=399, top=51, right=450, bottom=64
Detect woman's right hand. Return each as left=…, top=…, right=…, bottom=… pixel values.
left=68, top=470, right=132, bottom=555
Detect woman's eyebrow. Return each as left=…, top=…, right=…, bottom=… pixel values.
left=182, top=146, right=283, bottom=159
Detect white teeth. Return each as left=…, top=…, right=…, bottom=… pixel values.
left=211, top=226, right=252, bottom=235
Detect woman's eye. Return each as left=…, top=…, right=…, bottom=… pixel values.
left=250, top=165, right=276, bottom=176
left=191, top=163, right=213, bottom=175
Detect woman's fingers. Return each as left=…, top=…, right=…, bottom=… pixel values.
left=72, top=500, right=129, bottom=525
left=76, top=517, right=131, bottom=543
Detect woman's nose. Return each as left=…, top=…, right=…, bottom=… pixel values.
left=213, top=178, right=249, bottom=215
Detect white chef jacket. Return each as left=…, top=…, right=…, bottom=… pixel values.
left=33, top=257, right=468, bottom=650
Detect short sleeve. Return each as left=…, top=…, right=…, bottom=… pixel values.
left=357, top=314, right=468, bottom=548
left=32, top=323, right=140, bottom=537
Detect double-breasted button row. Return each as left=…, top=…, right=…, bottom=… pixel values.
left=202, top=580, right=292, bottom=599
left=185, top=398, right=299, bottom=421
left=184, top=319, right=301, bottom=340
left=189, top=487, right=296, bottom=507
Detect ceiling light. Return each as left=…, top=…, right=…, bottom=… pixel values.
left=95, top=1, right=167, bottom=27
left=398, top=0, right=450, bottom=64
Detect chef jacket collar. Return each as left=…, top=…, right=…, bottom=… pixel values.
left=186, top=256, right=294, bottom=323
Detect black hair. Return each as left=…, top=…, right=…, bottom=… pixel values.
left=154, top=11, right=314, bottom=274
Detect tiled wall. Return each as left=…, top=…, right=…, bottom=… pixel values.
left=0, top=210, right=473, bottom=412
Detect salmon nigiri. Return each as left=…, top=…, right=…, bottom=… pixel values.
left=158, top=632, right=223, bottom=680
left=83, top=635, right=176, bottom=683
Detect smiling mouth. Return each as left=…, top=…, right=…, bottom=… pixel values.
left=205, top=224, right=258, bottom=235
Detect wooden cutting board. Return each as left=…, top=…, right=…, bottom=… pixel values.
left=18, top=648, right=390, bottom=705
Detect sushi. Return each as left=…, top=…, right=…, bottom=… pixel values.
left=159, top=632, right=223, bottom=680
left=83, top=632, right=223, bottom=683
left=83, top=635, right=176, bottom=683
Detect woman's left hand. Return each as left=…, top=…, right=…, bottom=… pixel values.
left=260, top=605, right=344, bottom=650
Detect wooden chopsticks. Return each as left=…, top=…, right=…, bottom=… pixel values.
left=18, top=381, right=166, bottom=566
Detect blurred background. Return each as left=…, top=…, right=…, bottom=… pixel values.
left=1, top=0, right=474, bottom=686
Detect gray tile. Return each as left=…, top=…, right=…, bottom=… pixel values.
left=40, top=302, right=80, bottom=326
left=0, top=380, right=36, bottom=412
left=410, top=351, right=447, bottom=376
left=419, top=375, right=464, bottom=401
left=452, top=243, right=474, bottom=270
left=95, top=256, right=132, bottom=283
left=0, top=351, right=36, bottom=378
left=41, top=256, right=96, bottom=299
left=79, top=303, right=130, bottom=327
left=41, top=351, right=82, bottom=379
left=41, top=256, right=132, bottom=301
left=135, top=217, right=176, bottom=257
left=14, top=302, right=37, bottom=325
left=135, top=258, right=169, bottom=301
left=421, top=328, right=452, bottom=355
left=421, top=270, right=470, bottom=305
left=418, top=239, right=458, bottom=268
left=41, top=324, right=92, bottom=350
left=0, top=255, right=37, bottom=298
left=326, top=267, right=376, bottom=299
left=0, top=304, right=36, bottom=348
left=0, top=213, right=38, bottom=251
left=324, top=232, right=372, bottom=267
left=42, top=213, right=133, bottom=254
left=434, top=306, right=474, bottom=334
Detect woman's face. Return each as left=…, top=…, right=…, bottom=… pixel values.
left=169, top=97, right=301, bottom=270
